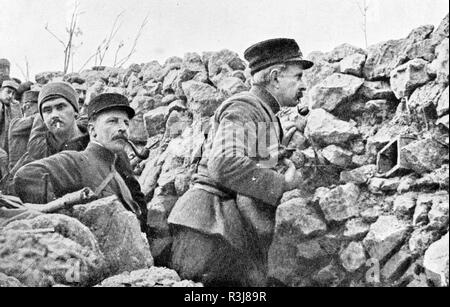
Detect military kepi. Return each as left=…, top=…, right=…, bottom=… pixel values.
left=87, top=93, right=135, bottom=120
left=244, top=38, right=313, bottom=75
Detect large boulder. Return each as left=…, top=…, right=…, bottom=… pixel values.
left=357, top=80, right=395, bottom=100
left=206, top=49, right=246, bottom=79
left=304, top=109, right=359, bottom=146
left=313, top=183, right=360, bottom=224
left=407, top=81, right=447, bottom=111
left=339, top=241, right=367, bottom=273
left=308, top=73, right=364, bottom=112
left=268, top=234, right=340, bottom=286
left=95, top=267, right=202, bottom=287
left=339, top=53, right=367, bottom=77
left=363, top=215, right=411, bottom=262
left=143, top=106, right=170, bottom=138
left=390, top=58, right=433, bottom=99
left=327, top=43, right=367, bottom=62
left=427, top=191, right=449, bottom=230
left=363, top=25, right=435, bottom=80
left=0, top=217, right=106, bottom=287
left=140, top=61, right=165, bottom=82
left=0, top=273, right=24, bottom=287
left=423, top=232, right=449, bottom=286
left=302, top=56, right=338, bottom=89
left=401, top=138, right=449, bottom=174
left=182, top=81, right=226, bottom=118
left=321, top=145, right=353, bottom=168
left=429, top=38, right=449, bottom=85
left=275, top=198, right=327, bottom=241
left=340, top=164, right=377, bottom=184
left=431, top=13, right=449, bottom=43
left=72, top=196, right=153, bottom=276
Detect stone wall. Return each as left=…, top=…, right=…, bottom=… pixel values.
left=1, top=13, right=448, bottom=287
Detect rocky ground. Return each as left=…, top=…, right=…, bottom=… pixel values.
left=1, top=13, right=449, bottom=287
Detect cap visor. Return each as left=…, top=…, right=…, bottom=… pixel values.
left=285, top=57, right=314, bottom=70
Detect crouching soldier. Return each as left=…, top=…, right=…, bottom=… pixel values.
left=168, top=38, right=314, bottom=286
left=13, top=93, right=148, bottom=230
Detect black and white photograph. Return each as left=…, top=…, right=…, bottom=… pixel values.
left=0, top=0, right=448, bottom=293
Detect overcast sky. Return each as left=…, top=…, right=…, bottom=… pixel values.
left=0, top=0, right=448, bottom=80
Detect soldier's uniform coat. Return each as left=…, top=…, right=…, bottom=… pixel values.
left=168, top=85, right=286, bottom=285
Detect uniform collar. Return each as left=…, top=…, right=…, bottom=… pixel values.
left=87, top=141, right=117, bottom=163
left=250, top=85, right=281, bottom=114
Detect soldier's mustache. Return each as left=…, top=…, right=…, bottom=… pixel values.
left=112, top=134, right=128, bottom=141
left=51, top=118, right=63, bottom=126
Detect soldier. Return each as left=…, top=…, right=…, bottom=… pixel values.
left=0, top=82, right=89, bottom=194
left=0, top=80, right=21, bottom=177
left=72, top=82, right=88, bottom=126
left=13, top=93, right=148, bottom=230
left=7, top=90, right=40, bottom=171
left=168, top=38, right=313, bottom=286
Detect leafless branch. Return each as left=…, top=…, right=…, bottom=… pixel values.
left=116, top=13, right=150, bottom=67
left=354, top=0, right=370, bottom=48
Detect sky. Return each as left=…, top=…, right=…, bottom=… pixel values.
left=0, top=0, right=448, bottom=80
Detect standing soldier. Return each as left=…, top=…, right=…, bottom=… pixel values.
left=168, top=38, right=313, bottom=286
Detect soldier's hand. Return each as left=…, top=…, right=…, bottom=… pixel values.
left=282, top=158, right=303, bottom=192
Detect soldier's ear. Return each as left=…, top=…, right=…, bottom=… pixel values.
left=88, top=123, right=97, bottom=137
left=269, top=69, right=280, bottom=87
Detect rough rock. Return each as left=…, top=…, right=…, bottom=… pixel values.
left=72, top=196, right=153, bottom=276
left=275, top=198, right=327, bottom=240
left=35, top=71, right=64, bottom=85
left=390, top=58, right=433, bottom=99
left=143, top=106, right=169, bottom=138
left=308, top=73, right=364, bottom=111
left=381, top=249, right=412, bottom=282
left=408, top=228, right=439, bottom=255
left=427, top=191, right=449, bottom=230
left=424, top=232, right=449, bottom=286
left=360, top=206, right=382, bottom=223
left=302, top=58, right=338, bottom=89
left=0, top=273, right=24, bottom=287
left=207, top=49, right=246, bottom=79
left=164, top=110, right=192, bottom=139
left=327, top=43, right=367, bottom=62
left=313, top=183, right=360, bottom=223
left=95, top=267, right=202, bottom=287
left=363, top=215, right=411, bottom=262
left=182, top=80, right=225, bottom=117
left=268, top=234, right=340, bottom=286
left=431, top=13, right=449, bottom=43
left=393, top=192, right=418, bottom=216
left=313, top=263, right=345, bottom=287
left=0, top=230, right=106, bottom=287
left=437, top=86, right=449, bottom=116
left=407, top=81, right=446, bottom=112
left=401, top=138, right=448, bottom=174
left=339, top=241, right=367, bottom=273
left=429, top=38, right=449, bottom=85
left=340, top=164, right=377, bottom=184
left=343, top=218, right=370, bottom=240
left=321, top=145, right=353, bottom=168
left=162, top=69, right=181, bottom=94
left=339, top=53, right=366, bottom=77
left=305, top=109, right=359, bottom=146
left=363, top=25, right=435, bottom=80
left=147, top=193, right=179, bottom=233
left=216, top=76, right=249, bottom=95
left=358, top=80, right=395, bottom=100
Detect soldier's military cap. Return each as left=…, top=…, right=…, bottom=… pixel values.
left=87, top=93, right=135, bottom=120
left=244, top=38, right=313, bottom=75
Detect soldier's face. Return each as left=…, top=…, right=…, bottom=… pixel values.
left=41, top=97, right=78, bottom=137
left=22, top=102, right=38, bottom=117
left=276, top=64, right=306, bottom=107
left=90, top=109, right=130, bottom=153
left=0, top=87, right=16, bottom=105
left=76, top=89, right=86, bottom=105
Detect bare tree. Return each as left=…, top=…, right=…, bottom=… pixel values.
left=78, top=11, right=125, bottom=71
left=355, top=0, right=370, bottom=48
left=45, top=1, right=84, bottom=74
left=114, top=13, right=150, bottom=67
